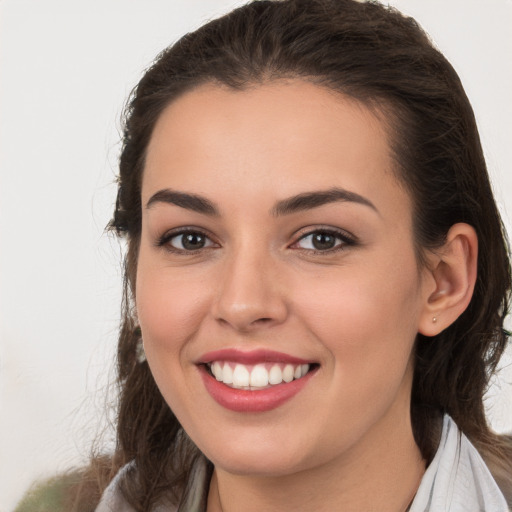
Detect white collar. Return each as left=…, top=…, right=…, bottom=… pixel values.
left=409, top=415, right=508, bottom=512
left=97, top=415, right=508, bottom=511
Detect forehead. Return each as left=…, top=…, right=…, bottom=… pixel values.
left=143, top=80, right=410, bottom=220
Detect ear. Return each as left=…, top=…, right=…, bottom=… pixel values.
left=418, top=223, right=478, bottom=337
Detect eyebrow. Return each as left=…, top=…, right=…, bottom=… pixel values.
left=146, top=189, right=219, bottom=215
left=271, top=187, right=378, bottom=216
left=145, top=186, right=378, bottom=217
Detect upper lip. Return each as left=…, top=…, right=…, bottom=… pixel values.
left=197, top=348, right=314, bottom=366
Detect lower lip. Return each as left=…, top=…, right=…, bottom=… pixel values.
left=199, top=365, right=316, bottom=413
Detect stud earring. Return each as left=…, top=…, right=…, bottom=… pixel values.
left=136, top=337, right=146, bottom=363
left=432, top=316, right=438, bottom=323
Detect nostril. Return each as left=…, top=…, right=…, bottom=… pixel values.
left=216, top=315, right=276, bottom=332
left=254, top=317, right=273, bottom=324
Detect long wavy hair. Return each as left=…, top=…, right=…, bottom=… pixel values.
left=76, top=0, right=512, bottom=509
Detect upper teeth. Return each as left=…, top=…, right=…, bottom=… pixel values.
left=208, top=362, right=310, bottom=390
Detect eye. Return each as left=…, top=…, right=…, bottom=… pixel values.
left=158, top=229, right=216, bottom=252
left=293, top=229, right=354, bottom=252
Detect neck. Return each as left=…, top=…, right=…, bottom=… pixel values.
left=207, top=407, right=425, bottom=512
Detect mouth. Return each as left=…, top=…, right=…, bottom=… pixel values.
left=197, top=349, right=319, bottom=412
left=205, top=361, right=313, bottom=390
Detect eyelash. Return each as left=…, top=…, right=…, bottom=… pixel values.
left=292, top=228, right=357, bottom=254
left=156, top=228, right=217, bottom=253
left=156, top=227, right=357, bottom=255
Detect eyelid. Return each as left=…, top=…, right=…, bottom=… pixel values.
left=156, top=226, right=219, bottom=253
left=290, top=226, right=357, bottom=252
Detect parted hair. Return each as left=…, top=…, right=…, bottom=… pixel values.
left=77, top=0, right=512, bottom=509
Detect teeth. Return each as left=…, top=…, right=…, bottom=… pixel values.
left=212, top=361, right=223, bottom=381
left=223, top=363, right=233, bottom=384
left=282, top=364, right=294, bottom=383
left=250, top=364, right=269, bottom=387
left=269, top=364, right=282, bottom=385
left=208, top=361, right=311, bottom=390
left=232, top=364, right=250, bottom=387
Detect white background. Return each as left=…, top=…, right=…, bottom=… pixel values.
left=1, top=1, right=511, bottom=510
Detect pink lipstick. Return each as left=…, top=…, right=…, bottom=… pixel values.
left=197, top=349, right=317, bottom=412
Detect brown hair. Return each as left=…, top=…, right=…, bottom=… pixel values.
left=79, top=0, right=512, bottom=509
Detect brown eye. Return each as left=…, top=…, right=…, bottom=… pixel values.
left=311, top=232, right=337, bottom=250
left=168, top=231, right=214, bottom=251
left=295, top=229, right=352, bottom=252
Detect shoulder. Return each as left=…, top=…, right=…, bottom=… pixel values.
left=96, top=455, right=211, bottom=512
left=97, top=458, right=215, bottom=512
left=96, top=462, right=179, bottom=512
left=95, top=462, right=137, bottom=512
left=410, top=415, right=509, bottom=512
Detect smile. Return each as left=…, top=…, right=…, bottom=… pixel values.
left=198, top=349, right=318, bottom=412
left=207, top=361, right=311, bottom=390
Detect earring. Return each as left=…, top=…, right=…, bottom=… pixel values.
left=136, top=336, right=146, bottom=363
left=432, top=316, right=438, bottom=324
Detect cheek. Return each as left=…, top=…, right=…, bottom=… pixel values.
left=135, top=257, right=211, bottom=359
left=135, top=259, right=213, bottom=419
left=294, top=257, right=422, bottom=373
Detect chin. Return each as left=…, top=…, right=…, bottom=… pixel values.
left=210, top=450, right=309, bottom=477
left=194, top=427, right=317, bottom=477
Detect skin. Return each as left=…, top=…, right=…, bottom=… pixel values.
left=135, top=80, right=475, bottom=511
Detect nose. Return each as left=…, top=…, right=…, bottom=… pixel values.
left=212, top=247, right=288, bottom=332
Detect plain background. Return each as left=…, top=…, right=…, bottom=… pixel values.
left=1, top=1, right=511, bottom=510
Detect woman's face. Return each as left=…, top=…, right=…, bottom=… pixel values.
left=137, top=81, right=434, bottom=476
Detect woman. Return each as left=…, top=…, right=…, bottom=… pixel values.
left=88, top=0, right=511, bottom=510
